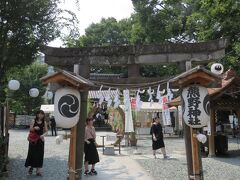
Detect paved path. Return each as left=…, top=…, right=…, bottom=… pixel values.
left=4, top=129, right=240, bottom=180
left=5, top=129, right=153, bottom=180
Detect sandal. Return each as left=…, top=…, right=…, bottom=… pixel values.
left=91, top=169, right=97, bottom=175
left=28, top=167, right=33, bottom=175
left=84, top=170, right=91, bottom=176
left=36, top=172, right=42, bottom=176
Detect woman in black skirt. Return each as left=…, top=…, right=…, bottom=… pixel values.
left=25, top=110, right=48, bottom=176
left=84, top=118, right=99, bottom=176
left=151, top=117, right=169, bottom=159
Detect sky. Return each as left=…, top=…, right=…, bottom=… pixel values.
left=48, top=0, right=134, bottom=47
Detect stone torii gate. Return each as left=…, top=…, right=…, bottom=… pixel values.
left=41, top=38, right=228, bottom=180
left=43, top=39, right=227, bottom=84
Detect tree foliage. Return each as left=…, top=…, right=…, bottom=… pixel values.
left=64, top=0, right=240, bottom=75
left=132, top=0, right=240, bottom=73
left=131, top=0, right=199, bottom=43
left=5, top=63, right=48, bottom=115
left=65, top=17, right=133, bottom=47
left=0, top=0, right=79, bottom=102
left=187, top=0, right=240, bottom=73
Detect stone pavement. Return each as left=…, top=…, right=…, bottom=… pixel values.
left=6, top=129, right=240, bottom=180
left=88, top=131, right=154, bottom=180
left=6, top=129, right=153, bottom=180
left=84, top=154, right=153, bottom=180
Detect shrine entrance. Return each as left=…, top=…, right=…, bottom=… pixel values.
left=169, top=68, right=240, bottom=157
left=41, top=38, right=228, bottom=180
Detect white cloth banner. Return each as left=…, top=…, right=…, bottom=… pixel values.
left=178, top=106, right=183, bottom=130
left=124, top=90, right=134, bottom=133
left=162, top=95, right=171, bottom=126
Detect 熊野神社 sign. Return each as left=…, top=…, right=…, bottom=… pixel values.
left=182, top=85, right=210, bottom=128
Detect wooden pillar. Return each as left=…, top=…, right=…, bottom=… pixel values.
left=68, top=65, right=80, bottom=180
left=68, top=127, right=76, bottom=180
left=208, top=109, right=216, bottom=157
left=191, top=128, right=202, bottom=180
left=181, top=61, right=193, bottom=179
left=183, top=121, right=193, bottom=179
left=76, top=64, right=90, bottom=180
left=68, top=64, right=90, bottom=180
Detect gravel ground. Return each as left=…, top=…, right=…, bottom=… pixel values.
left=5, top=129, right=70, bottom=180
left=132, top=135, right=240, bottom=180
left=4, top=130, right=240, bottom=180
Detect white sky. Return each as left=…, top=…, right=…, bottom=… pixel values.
left=48, top=0, right=134, bottom=47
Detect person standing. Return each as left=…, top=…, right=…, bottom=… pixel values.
left=151, top=117, right=169, bottom=159
left=49, top=115, right=57, bottom=136
left=84, top=118, right=99, bottom=176
left=25, top=110, right=48, bottom=176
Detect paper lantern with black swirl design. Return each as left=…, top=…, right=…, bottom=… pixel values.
left=181, top=85, right=210, bottom=128
left=54, top=87, right=80, bottom=128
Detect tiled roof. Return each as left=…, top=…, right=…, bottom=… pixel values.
left=168, top=69, right=239, bottom=106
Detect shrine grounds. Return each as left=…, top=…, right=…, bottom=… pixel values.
left=4, top=129, right=240, bottom=180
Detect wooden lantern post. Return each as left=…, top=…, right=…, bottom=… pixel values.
left=40, top=70, right=94, bottom=180
left=169, top=66, right=221, bottom=180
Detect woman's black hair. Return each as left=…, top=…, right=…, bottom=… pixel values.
left=152, top=118, right=156, bottom=123
left=86, top=117, right=93, bottom=124
left=35, top=110, right=45, bottom=122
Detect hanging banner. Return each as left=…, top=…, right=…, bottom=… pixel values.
left=178, top=106, right=183, bottom=130
left=162, top=95, right=171, bottom=126
left=54, top=87, right=80, bottom=128
left=182, top=85, right=210, bottom=128
left=124, top=90, right=134, bottom=133
left=131, top=98, right=136, bottom=109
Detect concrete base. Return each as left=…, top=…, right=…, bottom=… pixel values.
left=104, top=146, right=115, bottom=155
left=208, top=154, right=216, bottom=158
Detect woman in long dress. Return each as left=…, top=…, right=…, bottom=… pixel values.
left=25, top=110, right=48, bottom=176
left=151, top=117, right=169, bottom=159
left=84, top=118, right=99, bottom=176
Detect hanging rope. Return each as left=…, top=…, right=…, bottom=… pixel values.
left=91, top=76, right=173, bottom=90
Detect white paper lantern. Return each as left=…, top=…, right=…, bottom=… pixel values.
left=56, top=135, right=63, bottom=144
left=47, top=91, right=53, bottom=99
left=8, top=80, right=20, bottom=91
left=29, top=88, right=39, bottom=97
left=196, top=134, right=207, bottom=144
left=54, top=87, right=80, bottom=128
left=211, top=63, right=224, bottom=75
left=182, top=85, right=210, bottom=128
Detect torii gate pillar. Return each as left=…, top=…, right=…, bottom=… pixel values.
left=74, top=64, right=90, bottom=180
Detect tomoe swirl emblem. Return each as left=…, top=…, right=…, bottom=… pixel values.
left=58, top=94, right=79, bottom=118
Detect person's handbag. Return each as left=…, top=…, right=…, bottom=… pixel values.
left=27, top=131, right=40, bottom=144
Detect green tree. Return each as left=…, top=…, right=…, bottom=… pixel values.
left=0, top=0, right=79, bottom=102
left=65, top=17, right=133, bottom=47
left=64, top=17, right=179, bottom=76
left=6, top=63, right=48, bottom=115
left=187, top=0, right=240, bottom=73
left=132, top=0, right=240, bottom=73
left=131, top=0, right=199, bottom=44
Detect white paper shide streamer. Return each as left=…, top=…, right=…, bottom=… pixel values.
left=147, top=87, right=154, bottom=106
left=135, top=89, right=145, bottom=111
left=105, top=88, right=113, bottom=108
left=167, top=82, right=173, bottom=101
left=97, top=85, right=104, bottom=107
left=156, top=85, right=162, bottom=104
left=113, top=89, right=121, bottom=109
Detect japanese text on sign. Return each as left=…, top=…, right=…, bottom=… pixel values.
left=187, top=86, right=201, bottom=126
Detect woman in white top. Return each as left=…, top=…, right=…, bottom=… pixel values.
left=84, top=118, right=99, bottom=176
